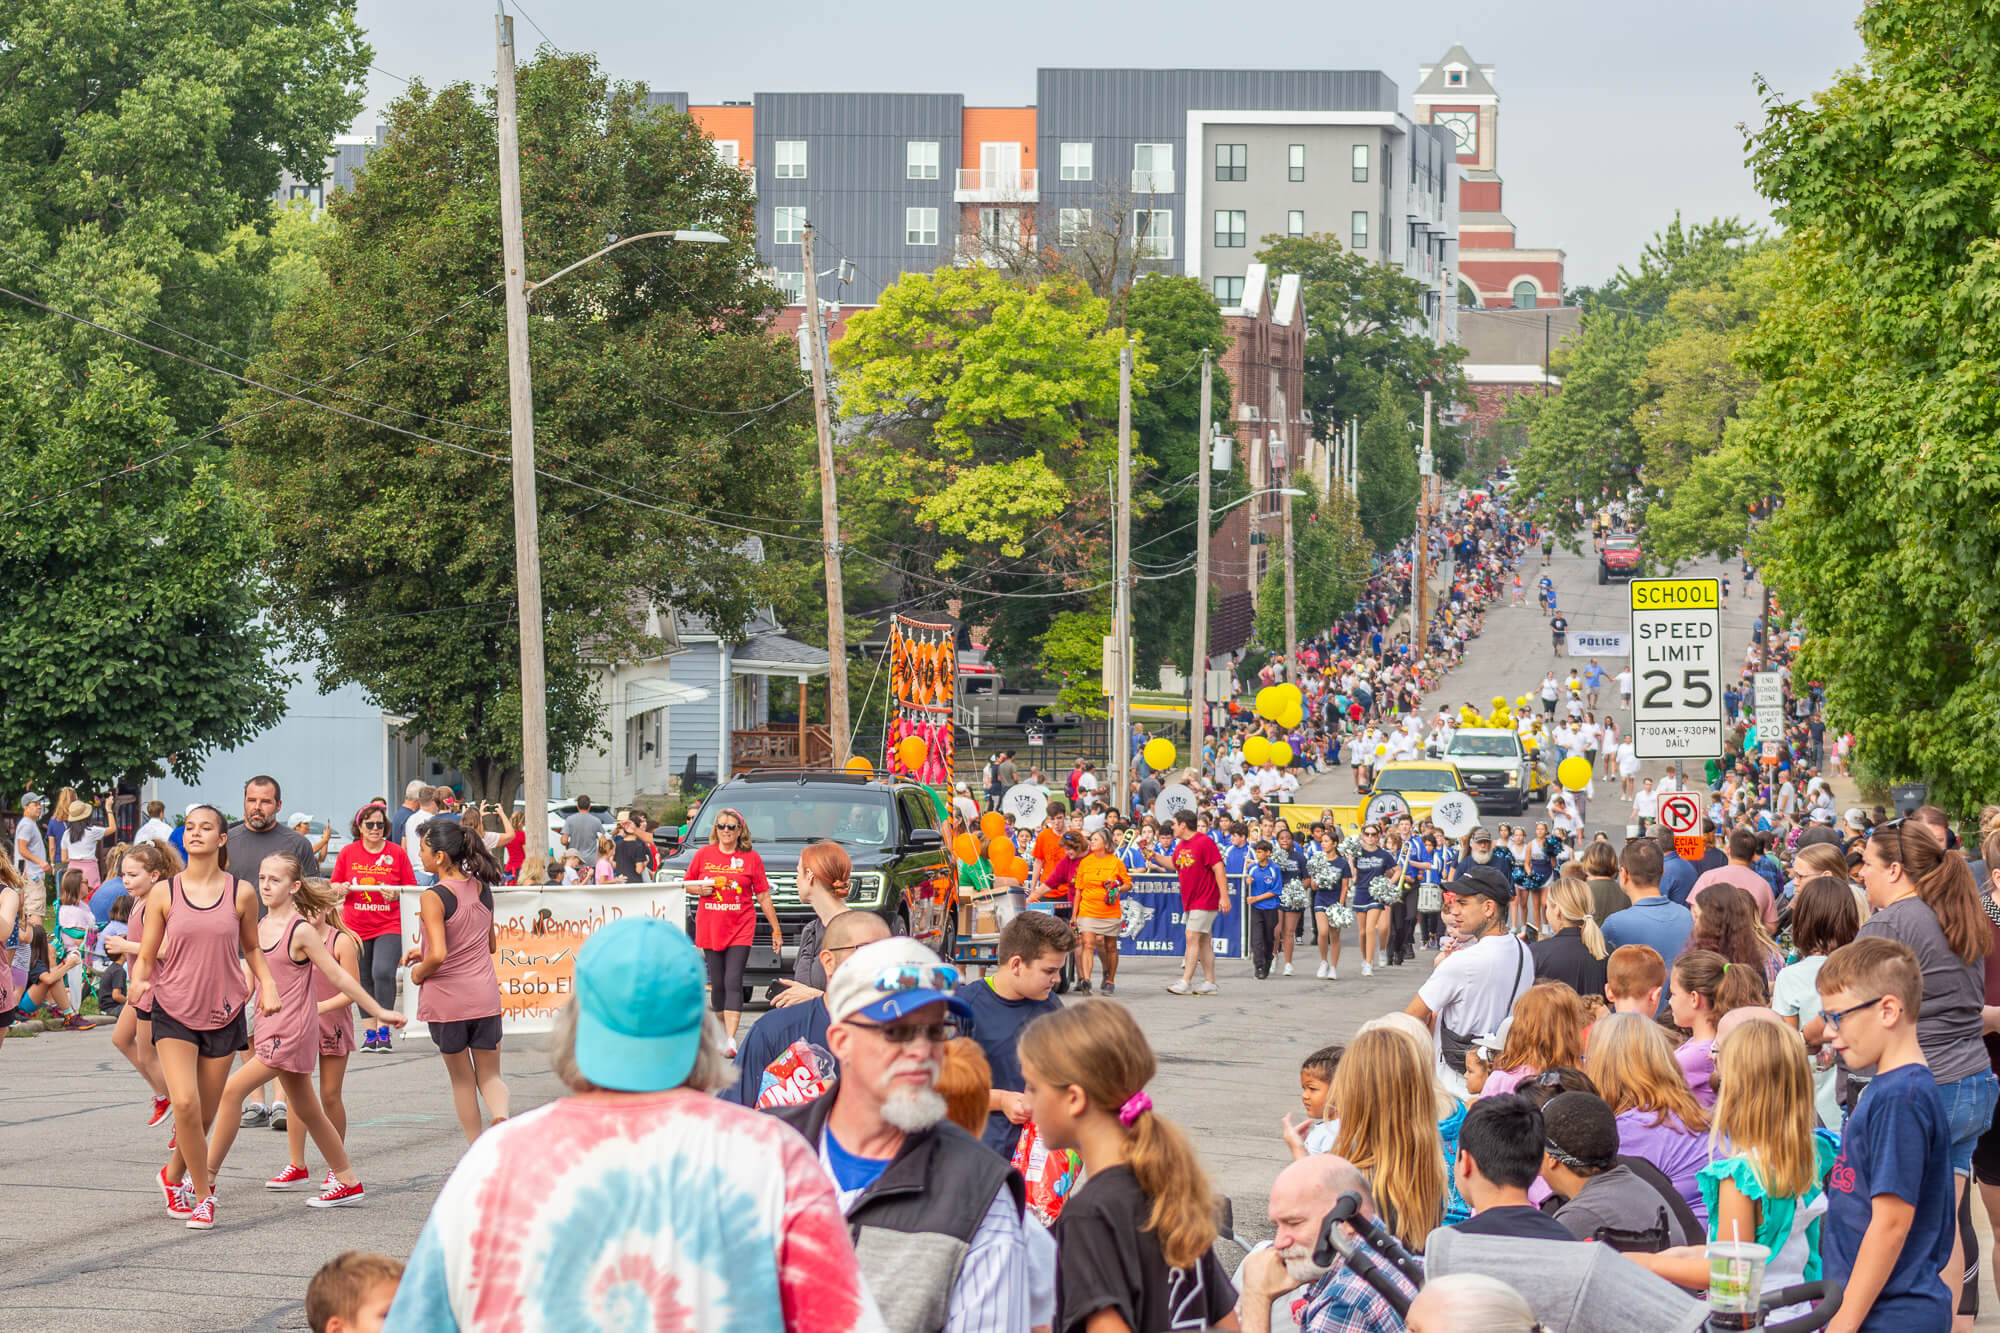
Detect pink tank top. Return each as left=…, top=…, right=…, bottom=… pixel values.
left=415, top=876, right=501, bottom=1023
left=253, top=917, right=318, bottom=1074
left=316, top=922, right=356, bottom=1057
left=150, top=874, right=248, bottom=1030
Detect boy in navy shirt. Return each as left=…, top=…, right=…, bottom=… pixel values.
left=1817, top=937, right=1956, bottom=1332
left=1245, top=841, right=1283, bottom=980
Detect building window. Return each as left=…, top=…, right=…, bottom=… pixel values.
left=1513, top=281, right=1539, bottom=309
left=1135, top=209, right=1173, bottom=260
left=1213, top=209, right=1246, bottom=248
left=1448, top=68, right=1464, bottom=87
left=1287, top=210, right=1305, bottom=238
left=771, top=271, right=804, bottom=303
left=905, top=206, right=939, bottom=245
left=1213, top=275, right=1244, bottom=305
left=1060, top=142, right=1093, bottom=181
left=1133, top=143, right=1174, bottom=194
left=774, top=205, right=806, bottom=244
left=1351, top=144, right=1369, bottom=182
left=1058, top=207, right=1093, bottom=246
left=1350, top=210, right=1369, bottom=252
left=286, top=183, right=323, bottom=209
left=713, top=139, right=740, bottom=168
left=1214, top=143, right=1246, bottom=182
left=774, top=140, right=807, bottom=179
left=906, top=141, right=939, bottom=180
left=1288, top=144, right=1305, bottom=182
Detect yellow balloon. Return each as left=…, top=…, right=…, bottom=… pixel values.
left=1256, top=687, right=1280, bottom=720
left=1143, top=737, right=1176, bottom=771
left=1271, top=741, right=1294, bottom=767
left=897, top=735, right=928, bottom=770
left=1280, top=704, right=1304, bottom=730
left=1557, top=756, right=1593, bottom=791
left=1375, top=744, right=1389, bottom=756
left=845, top=755, right=874, bottom=775
left=1515, top=696, right=1530, bottom=709
left=1243, top=735, right=1272, bottom=766
left=1491, top=695, right=1505, bottom=708
left=1281, top=682, right=1303, bottom=707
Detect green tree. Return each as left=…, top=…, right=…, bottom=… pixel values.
left=1736, top=0, right=2000, bottom=810
left=0, top=345, right=285, bottom=790
left=1355, top=374, right=1421, bottom=551
left=1253, top=478, right=1371, bottom=646
left=233, top=56, right=811, bottom=805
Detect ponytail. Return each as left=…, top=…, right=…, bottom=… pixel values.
left=1674, top=948, right=1768, bottom=1022
left=423, top=818, right=504, bottom=886
left=1881, top=822, right=1990, bottom=963
left=1018, top=1000, right=1217, bottom=1269
left=1545, top=877, right=1607, bottom=960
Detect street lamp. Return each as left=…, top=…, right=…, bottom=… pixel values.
left=495, top=10, right=726, bottom=862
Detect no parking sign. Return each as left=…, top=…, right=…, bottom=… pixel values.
left=1659, top=791, right=1705, bottom=861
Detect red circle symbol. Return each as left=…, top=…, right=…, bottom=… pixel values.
left=1659, top=793, right=1701, bottom=836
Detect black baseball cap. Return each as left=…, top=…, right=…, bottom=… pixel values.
left=1445, top=863, right=1514, bottom=905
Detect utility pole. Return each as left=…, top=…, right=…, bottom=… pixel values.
left=494, top=9, right=548, bottom=862
left=1278, top=384, right=1297, bottom=673
left=1112, top=344, right=1133, bottom=810
left=1414, top=283, right=1445, bottom=663
left=800, top=225, right=851, bottom=762
left=1191, top=350, right=1212, bottom=770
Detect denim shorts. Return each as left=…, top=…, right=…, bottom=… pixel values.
left=1939, top=1068, right=1999, bottom=1178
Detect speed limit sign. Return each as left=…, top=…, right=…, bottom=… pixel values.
left=1629, top=577, right=1724, bottom=760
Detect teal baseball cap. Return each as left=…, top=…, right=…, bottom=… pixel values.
left=573, top=917, right=708, bottom=1092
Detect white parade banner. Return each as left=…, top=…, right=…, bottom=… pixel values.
left=1565, top=629, right=1631, bottom=658
left=1629, top=577, right=1724, bottom=760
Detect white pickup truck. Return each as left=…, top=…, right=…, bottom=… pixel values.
left=1441, top=728, right=1540, bottom=815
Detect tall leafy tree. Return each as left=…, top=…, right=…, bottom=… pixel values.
left=1253, top=477, right=1371, bottom=647
left=233, top=56, right=812, bottom=805
left=1355, top=373, right=1421, bottom=551
left=1738, top=0, right=2000, bottom=809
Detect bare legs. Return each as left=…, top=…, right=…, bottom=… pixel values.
left=208, top=1060, right=357, bottom=1187
left=112, top=1006, right=165, bottom=1098
left=1315, top=910, right=1343, bottom=972
left=440, top=1048, right=509, bottom=1143
left=285, top=1053, right=349, bottom=1170
left=159, top=1041, right=235, bottom=1199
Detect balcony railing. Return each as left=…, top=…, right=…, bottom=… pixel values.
left=954, top=167, right=1038, bottom=202
left=1130, top=168, right=1177, bottom=194
left=731, top=724, right=833, bottom=772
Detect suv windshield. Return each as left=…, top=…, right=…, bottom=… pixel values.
left=1378, top=768, right=1461, bottom=793
left=1448, top=735, right=1521, bottom=758
left=688, top=789, right=896, bottom=846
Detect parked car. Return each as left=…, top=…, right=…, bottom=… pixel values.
left=653, top=769, right=955, bottom=1006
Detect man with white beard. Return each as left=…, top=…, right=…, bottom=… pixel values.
left=770, top=937, right=1031, bottom=1333
left=1235, top=1155, right=1415, bottom=1332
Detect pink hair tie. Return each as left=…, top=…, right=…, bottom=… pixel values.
left=1118, top=1091, right=1153, bottom=1127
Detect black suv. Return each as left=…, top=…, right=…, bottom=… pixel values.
left=657, top=769, right=955, bottom=1006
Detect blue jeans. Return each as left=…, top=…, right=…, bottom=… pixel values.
left=1939, top=1068, right=1998, bottom=1178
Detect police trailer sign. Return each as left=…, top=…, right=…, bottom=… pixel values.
left=1629, top=577, right=1724, bottom=760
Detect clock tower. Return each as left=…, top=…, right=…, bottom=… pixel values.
left=1414, top=45, right=1564, bottom=309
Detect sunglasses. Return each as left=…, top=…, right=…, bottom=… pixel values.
left=1817, top=996, right=1883, bottom=1031
left=360, top=821, right=388, bottom=831
left=846, top=1019, right=963, bottom=1045
left=715, top=821, right=741, bottom=831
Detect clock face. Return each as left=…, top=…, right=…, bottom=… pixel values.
left=1435, top=110, right=1477, bottom=157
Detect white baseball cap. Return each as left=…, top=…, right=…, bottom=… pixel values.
left=286, top=811, right=313, bottom=828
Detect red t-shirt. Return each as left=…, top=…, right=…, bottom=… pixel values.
left=503, top=829, right=526, bottom=875
left=331, top=841, right=417, bottom=940
left=688, top=845, right=772, bottom=950
left=1172, top=836, right=1225, bottom=912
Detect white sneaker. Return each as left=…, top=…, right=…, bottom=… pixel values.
left=1375, top=951, right=1387, bottom=967
left=1362, top=962, right=1374, bottom=977
left=1315, top=962, right=1329, bottom=979
left=1282, top=962, right=1294, bottom=977
left=1327, top=967, right=1337, bottom=981
left=1193, top=980, right=1219, bottom=995
left=1166, top=979, right=1193, bottom=995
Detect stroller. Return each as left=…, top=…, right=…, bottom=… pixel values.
left=1309, top=1191, right=1844, bottom=1333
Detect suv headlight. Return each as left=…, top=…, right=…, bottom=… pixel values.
left=848, top=872, right=887, bottom=908
left=1502, top=773, right=1518, bottom=786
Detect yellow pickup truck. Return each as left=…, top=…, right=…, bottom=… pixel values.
left=1276, top=760, right=1470, bottom=836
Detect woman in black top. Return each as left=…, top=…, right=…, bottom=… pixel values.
left=1531, top=873, right=1609, bottom=1001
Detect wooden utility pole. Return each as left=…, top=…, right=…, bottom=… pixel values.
left=801, top=223, right=850, bottom=763
left=1191, top=350, right=1212, bottom=769
left=1278, top=384, right=1297, bottom=672
left=494, top=9, right=548, bottom=861
left=1111, top=344, right=1133, bottom=808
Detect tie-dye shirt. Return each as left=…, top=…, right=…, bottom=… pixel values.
left=385, top=1090, right=884, bottom=1332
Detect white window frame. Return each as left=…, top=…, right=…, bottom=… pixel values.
left=1288, top=144, right=1305, bottom=182
left=1213, top=209, right=1246, bottom=249
left=1350, top=211, right=1369, bottom=252
left=905, top=206, right=939, bottom=246
left=1287, top=210, right=1306, bottom=238
left=774, top=205, right=806, bottom=245
left=1058, top=207, right=1093, bottom=246
left=1060, top=141, right=1093, bottom=181
left=713, top=139, right=740, bottom=168
left=1135, top=208, right=1173, bottom=260
left=774, top=140, right=807, bottom=179
left=1214, top=143, right=1246, bottom=182
left=1133, top=143, right=1174, bottom=193
left=1213, top=275, right=1244, bottom=305
left=906, top=140, right=939, bottom=180
left=1351, top=144, right=1369, bottom=182
left=771, top=271, right=804, bottom=303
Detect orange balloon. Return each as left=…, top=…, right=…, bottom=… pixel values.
left=897, top=735, right=928, bottom=770
left=979, top=811, right=1007, bottom=841
left=953, top=832, right=981, bottom=865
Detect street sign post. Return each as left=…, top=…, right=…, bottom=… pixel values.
left=1629, top=578, right=1725, bottom=761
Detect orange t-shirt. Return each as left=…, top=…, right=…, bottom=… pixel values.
left=1073, top=853, right=1131, bottom=921
left=1032, top=828, right=1067, bottom=897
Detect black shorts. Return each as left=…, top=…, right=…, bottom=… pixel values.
left=150, top=1006, right=249, bottom=1060
left=429, top=1013, right=502, bottom=1055
left=134, top=1006, right=153, bottom=1022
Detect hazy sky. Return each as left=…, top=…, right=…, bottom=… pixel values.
left=351, top=1, right=1866, bottom=286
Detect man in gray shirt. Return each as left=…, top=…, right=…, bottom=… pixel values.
left=1542, top=1092, right=1695, bottom=1252
left=14, top=791, right=50, bottom=892
left=226, top=776, right=320, bottom=877
left=561, top=796, right=604, bottom=856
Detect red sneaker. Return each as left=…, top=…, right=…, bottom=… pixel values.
left=61, top=1013, right=95, bottom=1030
left=185, top=1195, right=217, bottom=1230
left=161, top=1167, right=193, bottom=1219
left=307, top=1178, right=365, bottom=1208
left=148, top=1095, right=171, bottom=1127
left=266, top=1164, right=312, bottom=1190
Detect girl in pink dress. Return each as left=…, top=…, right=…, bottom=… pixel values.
left=405, top=820, right=509, bottom=1142
left=194, top=855, right=405, bottom=1223
left=271, top=891, right=364, bottom=1192
left=130, top=805, right=281, bottom=1230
